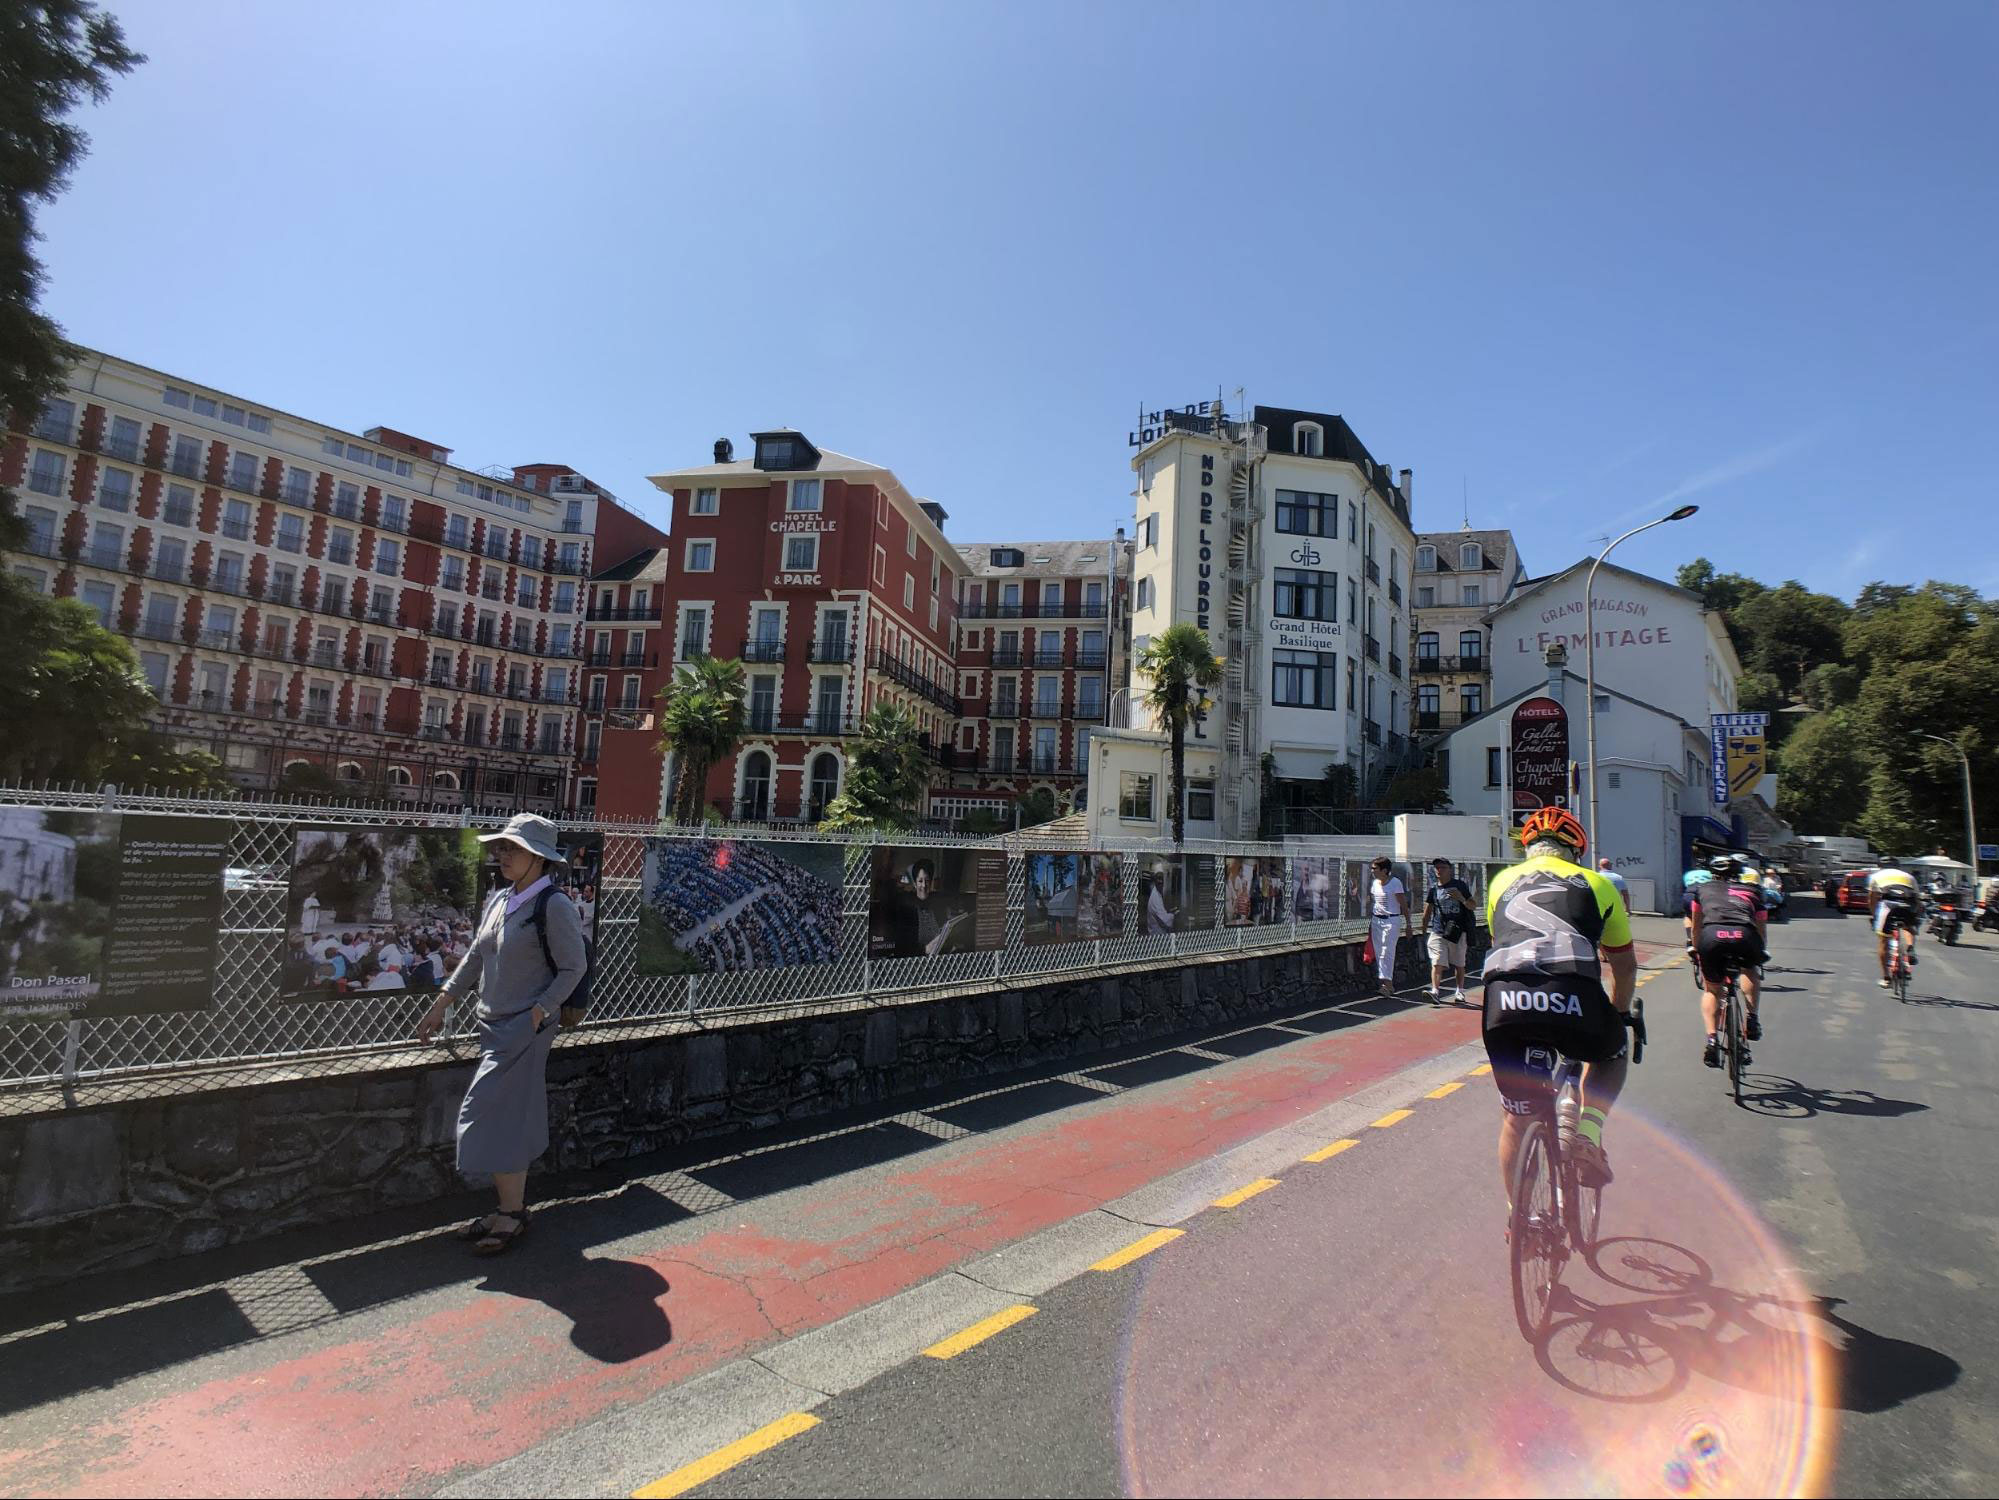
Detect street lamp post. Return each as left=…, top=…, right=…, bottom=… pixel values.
left=1585, top=504, right=1699, bottom=853
left=1920, top=732, right=1980, bottom=880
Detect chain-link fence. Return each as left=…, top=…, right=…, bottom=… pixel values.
left=0, top=784, right=1509, bottom=1109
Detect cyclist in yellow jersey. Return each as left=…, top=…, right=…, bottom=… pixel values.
left=1867, top=859, right=1923, bottom=987
left=1482, top=807, right=1638, bottom=1196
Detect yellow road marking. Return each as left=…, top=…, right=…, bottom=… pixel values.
left=632, top=1412, right=821, bottom=1498
left=1211, top=1177, right=1281, bottom=1209
left=1426, top=1081, right=1464, bottom=1099
left=923, top=1303, right=1038, bottom=1359
left=1635, top=951, right=1689, bottom=990
left=1370, top=1109, right=1414, bottom=1128
left=1469, top=1064, right=1493, bottom=1076
left=1090, top=1227, right=1184, bottom=1271
left=1303, top=1138, right=1359, bottom=1163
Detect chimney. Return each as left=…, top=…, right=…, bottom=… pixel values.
left=1545, top=640, right=1568, bottom=704
left=1399, top=467, right=1412, bottom=500
left=713, top=438, right=735, bottom=464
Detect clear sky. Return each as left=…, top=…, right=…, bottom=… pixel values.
left=37, top=0, right=1999, bottom=597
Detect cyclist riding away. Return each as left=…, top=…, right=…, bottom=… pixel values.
left=1868, top=858, right=1923, bottom=988
left=1483, top=807, right=1638, bottom=1197
left=1685, top=854, right=1768, bottom=1067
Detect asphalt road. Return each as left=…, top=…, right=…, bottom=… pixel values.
left=4, top=900, right=1993, bottom=1499
left=619, top=900, right=1997, bottom=1499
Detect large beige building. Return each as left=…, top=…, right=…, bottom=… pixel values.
left=1095, top=403, right=1421, bottom=841
left=1411, top=528, right=1528, bottom=738
left=2, top=350, right=630, bottom=813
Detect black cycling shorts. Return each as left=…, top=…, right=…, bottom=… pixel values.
left=1695, top=925, right=1767, bottom=983
left=1481, top=975, right=1628, bottom=1117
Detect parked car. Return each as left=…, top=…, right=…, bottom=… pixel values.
left=1837, top=871, right=1876, bottom=913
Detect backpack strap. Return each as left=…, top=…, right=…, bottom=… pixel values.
left=530, top=885, right=557, bottom=978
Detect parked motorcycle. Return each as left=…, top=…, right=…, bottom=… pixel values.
left=1928, top=898, right=1962, bottom=945
left=1974, top=898, right=1999, bottom=934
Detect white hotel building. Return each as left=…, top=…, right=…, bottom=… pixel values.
left=2, top=350, right=619, bottom=812
left=1084, top=403, right=1420, bottom=843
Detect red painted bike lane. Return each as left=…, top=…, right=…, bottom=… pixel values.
left=0, top=982, right=1589, bottom=1499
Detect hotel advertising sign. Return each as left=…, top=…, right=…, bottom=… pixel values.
left=1510, top=696, right=1570, bottom=826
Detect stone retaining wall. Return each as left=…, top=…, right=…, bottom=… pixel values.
left=0, top=931, right=1468, bottom=1294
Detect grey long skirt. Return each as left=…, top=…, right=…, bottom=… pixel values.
left=456, top=1009, right=556, bottom=1176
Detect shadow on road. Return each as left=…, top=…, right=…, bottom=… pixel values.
left=1537, top=1237, right=1961, bottom=1415
left=0, top=979, right=1452, bottom=1415
left=1903, top=989, right=1999, bottom=1012
left=1735, top=1073, right=1929, bottom=1120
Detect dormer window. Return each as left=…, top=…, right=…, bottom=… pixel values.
left=991, top=547, right=1024, bottom=568
left=1416, top=544, right=1436, bottom=572
left=1293, top=422, right=1324, bottom=457
left=1460, top=542, right=1483, bottom=570
left=750, top=429, right=821, bottom=472
left=763, top=437, right=794, bottom=468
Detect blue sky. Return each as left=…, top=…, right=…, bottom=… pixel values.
left=38, top=0, right=1999, bottom=598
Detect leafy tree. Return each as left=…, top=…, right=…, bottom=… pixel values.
left=1800, top=661, right=1860, bottom=711
left=1016, top=787, right=1059, bottom=827
left=1, top=1, right=143, bottom=548
left=817, top=701, right=932, bottom=832
left=958, top=807, right=1006, bottom=838
left=103, top=735, right=230, bottom=792
left=1137, top=623, right=1222, bottom=844
left=1852, top=582, right=1913, bottom=617
left=279, top=761, right=338, bottom=796
left=1323, top=760, right=1360, bottom=806
left=1773, top=708, right=1866, bottom=833
left=0, top=587, right=165, bottom=783
left=656, top=656, right=746, bottom=824
left=1381, top=765, right=1451, bottom=812
left=1731, top=581, right=1848, bottom=698
left=1676, top=557, right=1765, bottom=617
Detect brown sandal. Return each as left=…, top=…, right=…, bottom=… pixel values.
left=471, top=1209, right=529, bottom=1255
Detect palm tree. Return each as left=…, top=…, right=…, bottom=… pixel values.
left=1138, top=623, right=1223, bottom=844
left=817, top=701, right=933, bottom=831
left=656, top=656, right=747, bottom=824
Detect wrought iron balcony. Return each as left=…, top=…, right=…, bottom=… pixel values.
left=741, top=638, right=787, bottom=663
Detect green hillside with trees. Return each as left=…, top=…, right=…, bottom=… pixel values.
left=1678, top=560, right=1996, bottom=857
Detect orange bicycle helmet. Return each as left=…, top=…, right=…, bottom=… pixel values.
left=1520, top=805, right=1588, bottom=856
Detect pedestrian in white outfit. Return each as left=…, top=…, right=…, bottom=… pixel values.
left=1369, top=856, right=1410, bottom=997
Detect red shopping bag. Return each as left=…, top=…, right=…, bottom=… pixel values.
left=1362, top=934, right=1376, bottom=969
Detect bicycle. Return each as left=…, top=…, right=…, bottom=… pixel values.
left=1508, top=1001, right=1647, bottom=1342
left=1714, top=962, right=1751, bottom=1107
left=1887, top=927, right=1912, bottom=1004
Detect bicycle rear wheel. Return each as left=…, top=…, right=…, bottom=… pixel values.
left=1509, top=1118, right=1561, bottom=1342
left=1726, top=986, right=1744, bottom=1105
left=1571, top=1157, right=1601, bottom=1251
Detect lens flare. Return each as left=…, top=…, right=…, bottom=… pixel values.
left=1114, top=1102, right=1838, bottom=1497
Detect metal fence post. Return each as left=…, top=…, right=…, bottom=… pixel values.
left=60, top=1020, right=82, bottom=1108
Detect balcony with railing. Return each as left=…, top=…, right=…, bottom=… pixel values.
left=100, top=434, right=141, bottom=462
left=1388, top=580, right=1402, bottom=604
left=1364, top=635, right=1381, bottom=663
left=1389, top=652, right=1402, bottom=678
left=1364, top=717, right=1382, bottom=745
left=25, top=465, right=66, bottom=497
left=619, top=650, right=654, bottom=669
left=989, top=647, right=1023, bottom=667
left=1030, top=648, right=1066, bottom=669
left=1412, top=653, right=1486, bottom=675
left=992, top=694, right=1020, bottom=719
left=867, top=648, right=960, bottom=714
left=551, top=556, right=588, bottom=576
left=168, top=451, right=201, bottom=480
left=741, top=638, right=787, bottom=664
left=585, top=602, right=663, bottom=622
left=806, top=635, right=853, bottom=663
left=1075, top=650, right=1108, bottom=670
left=960, top=600, right=1110, bottom=621
left=1364, top=558, right=1380, bottom=585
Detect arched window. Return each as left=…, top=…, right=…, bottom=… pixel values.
left=1417, top=630, right=1439, bottom=662
left=1416, top=544, right=1436, bottom=572
left=740, top=750, right=772, bottom=821
left=1417, top=684, right=1440, bottom=718
left=386, top=765, right=413, bottom=786
left=1292, top=422, right=1324, bottom=457
left=1460, top=542, right=1482, bottom=570
left=337, top=761, right=364, bottom=781
left=431, top=769, right=459, bottom=789
left=808, top=751, right=841, bottom=823
left=1459, top=629, right=1485, bottom=662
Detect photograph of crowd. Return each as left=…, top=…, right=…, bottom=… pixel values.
left=282, top=827, right=482, bottom=1001
left=1141, top=855, right=1215, bottom=936
left=868, top=848, right=1005, bottom=959
left=636, top=838, right=844, bottom=976
left=0, top=808, right=117, bottom=1015
left=1293, top=857, right=1339, bottom=923
left=1223, top=856, right=1286, bottom=927
left=1023, top=852, right=1124, bottom=946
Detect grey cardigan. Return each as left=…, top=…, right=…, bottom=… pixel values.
left=442, top=883, right=587, bottom=1021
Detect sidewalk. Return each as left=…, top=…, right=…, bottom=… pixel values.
left=0, top=935, right=1684, bottom=1499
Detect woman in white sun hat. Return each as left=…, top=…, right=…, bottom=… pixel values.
left=417, top=813, right=585, bottom=1255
